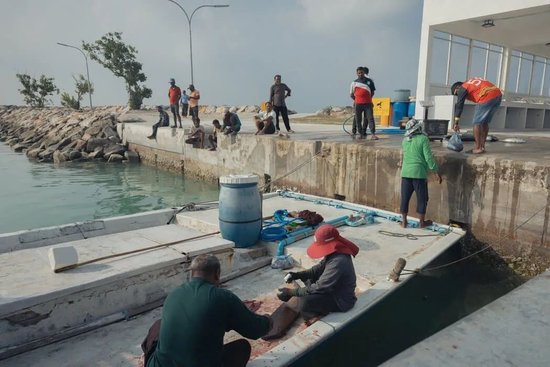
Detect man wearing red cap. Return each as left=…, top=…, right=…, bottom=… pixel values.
left=277, top=224, right=359, bottom=320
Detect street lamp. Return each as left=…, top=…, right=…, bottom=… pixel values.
left=57, top=42, right=93, bottom=109
left=167, top=1, right=229, bottom=85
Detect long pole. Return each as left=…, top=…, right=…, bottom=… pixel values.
left=57, top=42, right=93, bottom=109
left=167, top=1, right=229, bottom=85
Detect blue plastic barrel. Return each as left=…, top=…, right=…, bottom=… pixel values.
left=219, top=174, right=262, bottom=248
left=407, top=101, right=416, bottom=117
left=392, top=102, right=409, bottom=127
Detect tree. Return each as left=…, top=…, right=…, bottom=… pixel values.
left=61, top=74, right=94, bottom=109
left=16, top=73, right=59, bottom=107
left=82, top=32, right=152, bottom=109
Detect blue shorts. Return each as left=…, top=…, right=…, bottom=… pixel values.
left=473, top=95, right=502, bottom=125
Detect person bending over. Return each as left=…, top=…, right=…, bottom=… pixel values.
left=451, top=77, right=502, bottom=154
left=222, top=107, right=242, bottom=136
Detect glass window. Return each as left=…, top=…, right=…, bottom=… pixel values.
left=518, top=54, right=533, bottom=94
left=531, top=60, right=545, bottom=95
left=449, top=41, right=469, bottom=82
left=469, top=46, right=487, bottom=78
left=507, top=55, right=520, bottom=92
left=486, top=51, right=501, bottom=85
left=430, top=37, right=449, bottom=84
left=544, top=63, right=550, bottom=97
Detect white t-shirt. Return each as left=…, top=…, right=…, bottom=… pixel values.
left=259, top=110, right=275, bottom=122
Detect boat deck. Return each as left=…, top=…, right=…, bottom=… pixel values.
left=1, top=192, right=466, bottom=366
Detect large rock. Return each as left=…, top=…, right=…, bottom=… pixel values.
left=53, top=150, right=68, bottom=163
left=103, top=144, right=126, bottom=158
left=107, top=154, right=124, bottom=163
left=86, top=138, right=110, bottom=153
left=26, top=148, right=43, bottom=159
left=124, top=150, right=140, bottom=163
left=12, top=143, right=29, bottom=152
left=68, top=150, right=82, bottom=160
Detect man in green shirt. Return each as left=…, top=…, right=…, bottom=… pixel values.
left=400, top=119, right=442, bottom=228
left=146, top=254, right=272, bottom=367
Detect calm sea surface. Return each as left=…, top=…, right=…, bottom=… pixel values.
left=0, top=143, right=219, bottom=233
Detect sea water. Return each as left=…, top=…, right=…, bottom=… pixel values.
left=0, top=143, right=219, bottom=233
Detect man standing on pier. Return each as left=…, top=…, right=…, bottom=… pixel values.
left=350, top=66, right=378, bottom=140
left=168, top=78, right=182, bottom=128
left=451, top=77, right=502, bottom=154
left=188, top=84, right=200, bottom=123
left=270, top=74, right=294, bottom=135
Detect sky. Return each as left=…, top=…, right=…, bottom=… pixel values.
left=0, top=0, right=424, bottom=112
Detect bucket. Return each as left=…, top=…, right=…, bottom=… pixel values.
left=391, top=102, right=409, bottom=127
left=219, top=174, right=262, bottom=248
left=393, top=89, right=411, bottom=102
left=407, top=101, right=416, bottom=117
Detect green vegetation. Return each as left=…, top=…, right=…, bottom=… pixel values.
left=60, top=74, right=94, bottom=109
left=16, top=73, right=59, bottom=107
left=82, top=32, right=152, bottom=109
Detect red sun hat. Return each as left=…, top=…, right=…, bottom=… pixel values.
left=307, top=224, right=360, bottom=259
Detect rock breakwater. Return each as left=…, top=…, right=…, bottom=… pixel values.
left=0, top=106, right=139, bottom=164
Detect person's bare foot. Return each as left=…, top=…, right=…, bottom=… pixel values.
left=472, top=148, right=484, bottom=154
left=400, top=221, right=408, bottom=228
left=419, top=220, right=433, bottom=228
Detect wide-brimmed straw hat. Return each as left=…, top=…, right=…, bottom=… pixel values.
left=307, top=224, right=359, bottom=259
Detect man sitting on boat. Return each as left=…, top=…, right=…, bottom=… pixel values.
left=144, top=254, right=272, bottom=367
left=276, top=224, right=359, bottom=322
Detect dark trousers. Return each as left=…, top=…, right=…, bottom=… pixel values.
left=274, top=105, right=291, bottom=131
left=151, top=122, right=161, bottom=137
left=181, top=103, right=189, bottom=117
left=400, top=178, right=429, bottom=214
left=222, top=339, right=252, bottom=367
left=170, top=104, right=181, bottom=125
left=354, top=103, right=375, bottom=135
left=189, top=106, right=199, bottom=122
left=296, top=293, right=339, bottom=320
left=141, top=320, right=251, bottom=367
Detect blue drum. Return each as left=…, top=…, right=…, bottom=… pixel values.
left=219, top=175, right=262, bottom=248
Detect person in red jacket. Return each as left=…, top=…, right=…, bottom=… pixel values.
left=451, top=78, right=502, bottom=154
left=168, top=78, right=182, bottom=128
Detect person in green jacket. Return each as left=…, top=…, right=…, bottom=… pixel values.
left=145, top=254, right=272, bottom=367
left=400, top=119, right=442, bottom=228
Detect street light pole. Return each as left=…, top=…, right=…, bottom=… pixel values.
left=57, top=42, right=93, bottom=109
left=167, top=1, right=229, bottom=85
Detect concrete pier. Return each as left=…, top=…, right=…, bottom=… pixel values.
left=382, top=269, right=550, bottom=367
left=118, top=111, right=550, bottom=270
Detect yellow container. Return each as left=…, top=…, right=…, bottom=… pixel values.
left=380, top=114, right=390, bottom=127
left=373, top=97, right=391, bottom=116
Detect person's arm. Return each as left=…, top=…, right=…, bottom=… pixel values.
left=454, top=86, right=468, bottom=119
left=285, top=84, right=291, bottom=97
left=225, top=291, right=271, bottom=339
left=350, top=82, right=355, bottom=100
left=422, top=137, right=442, bottom=183
left=270, top=85, right=275, bottom=104
left=370, top=79, right=376, bottom=97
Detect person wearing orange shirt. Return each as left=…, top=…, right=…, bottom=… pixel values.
left=452, top=78, right=502, bottom=154
left=188, top=84, right=200, bottom=123
left=168, top=78, right=182, bottom=128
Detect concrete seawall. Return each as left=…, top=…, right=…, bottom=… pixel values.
left=118, top=119, right=550, bottom=270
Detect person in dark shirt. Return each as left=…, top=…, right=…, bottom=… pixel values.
left=270, top=74, right=294, bottom=134
left=451, top=78, right=502, bottom=154
left=146, top=254, right=272, bottom=367
left=277, top=224, right=359, bottom=321
left=222, top=107, right=242, bottom=136
left=147, top=106, right=170, bottom=139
